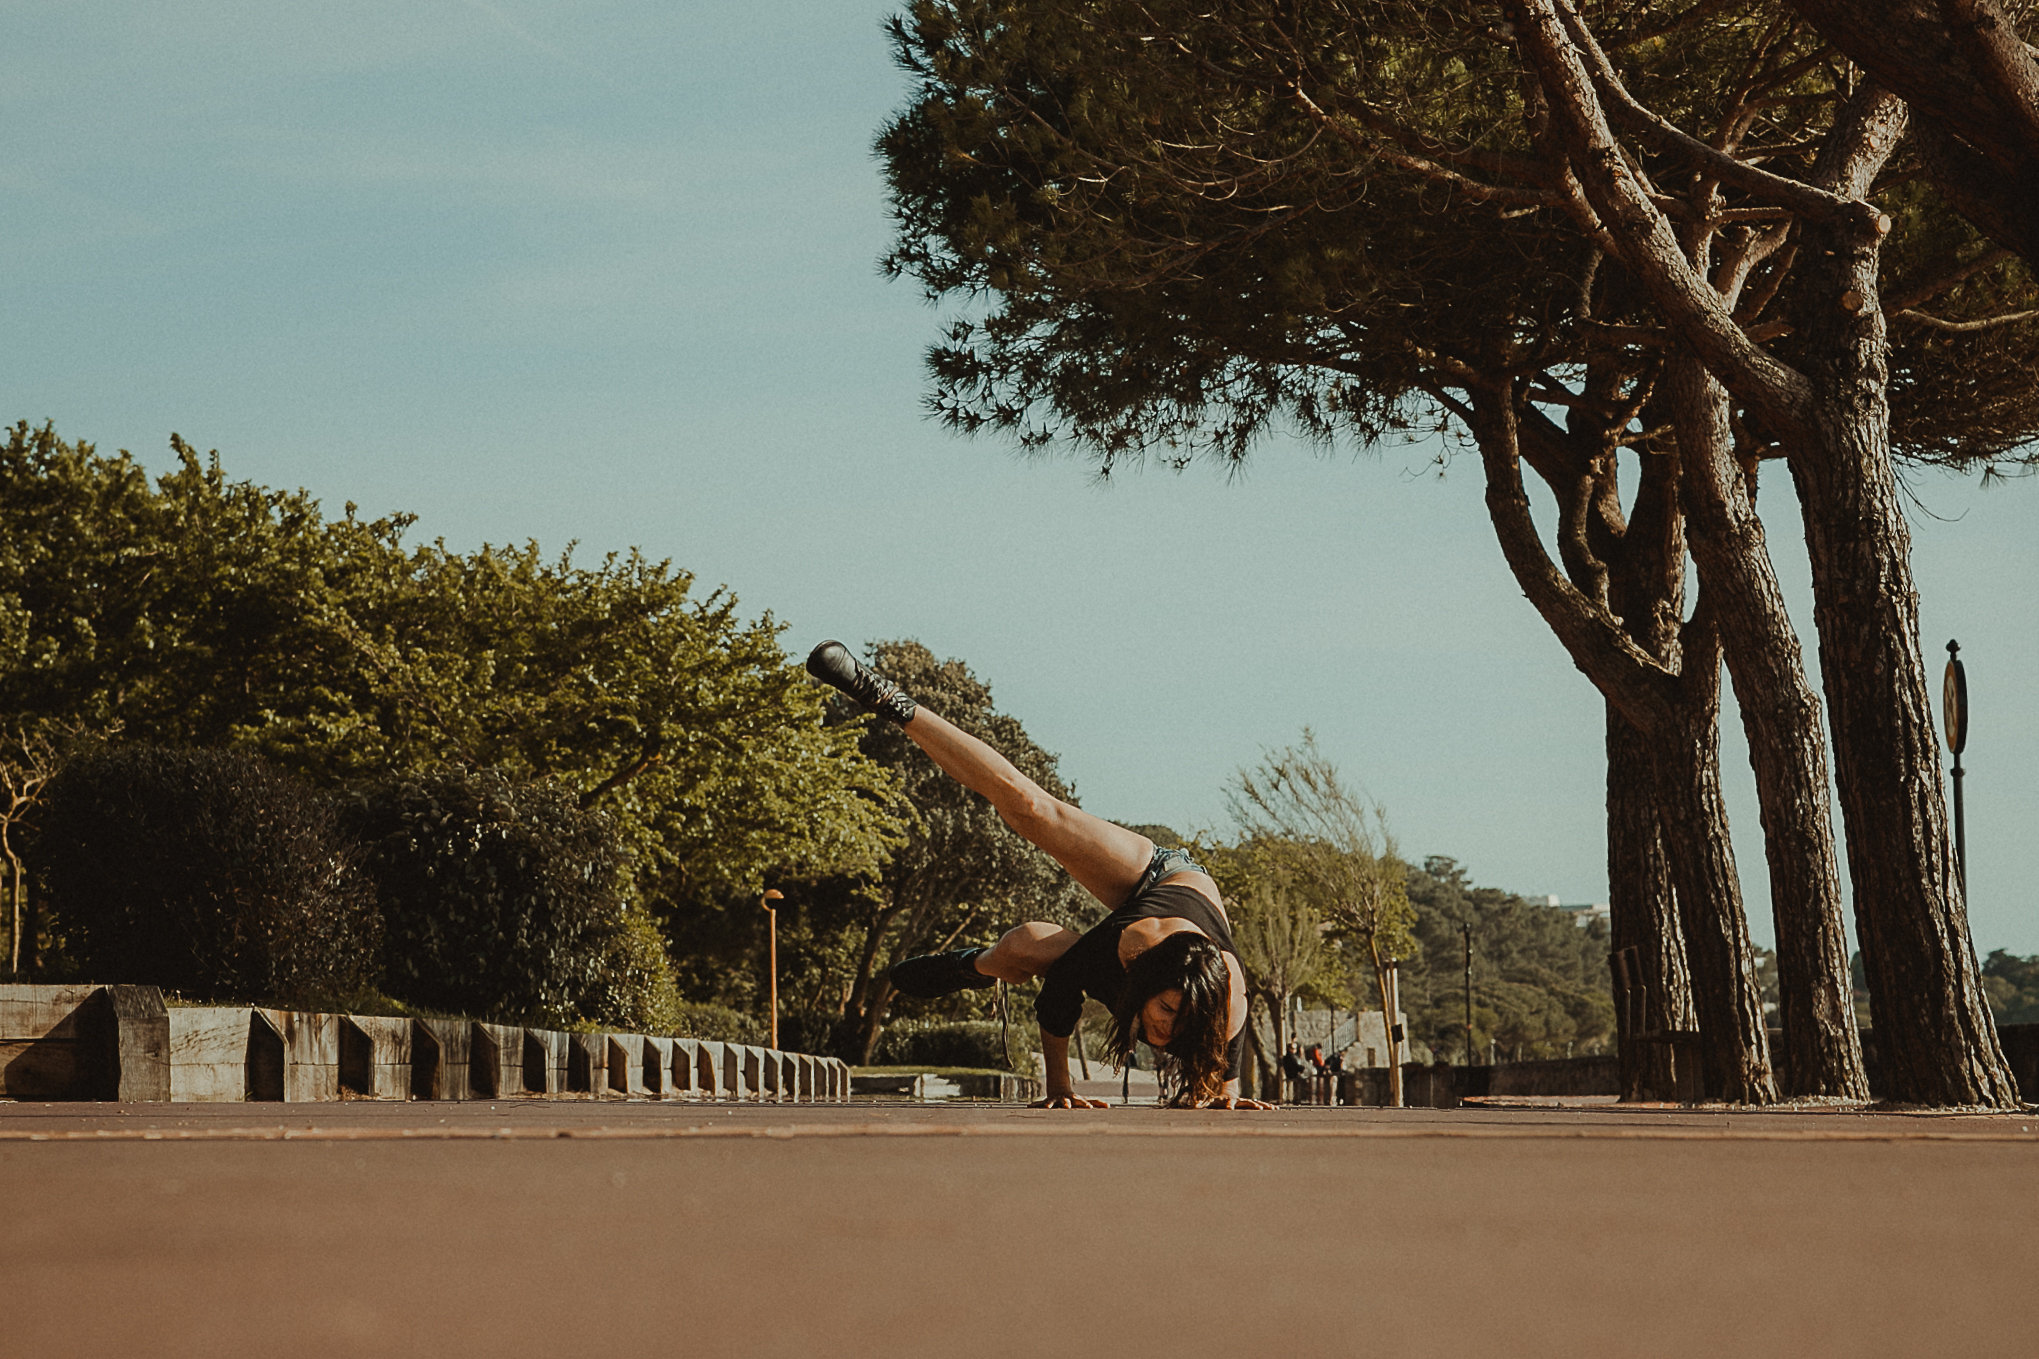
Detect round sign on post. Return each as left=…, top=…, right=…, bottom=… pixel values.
left=1944, top=639, right=1969, bottom=897
left=1944, top=640, right=1968, bottom=756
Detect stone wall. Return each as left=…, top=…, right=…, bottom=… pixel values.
left=0, top=984, right=850, bottom=1103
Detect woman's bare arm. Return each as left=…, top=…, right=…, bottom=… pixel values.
left=1034, top=1030, right=1108, bottom=1109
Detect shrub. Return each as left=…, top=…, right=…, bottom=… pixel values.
left=350, top=766, right=651, bottom=1028
left=672, top=1001, right=764, bottom=1045
left=34, top=744, right=379, bottom=1004
left=579, top=904, right=685, bottom=1033
left=873, top=1018, right=1033, bottom=1070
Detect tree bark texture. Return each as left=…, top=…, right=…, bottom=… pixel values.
left=1605, top=705, right=1693, bottom=1102
left=1649, top=616, right=1780, bottom=1103
left=1669, top=353, right=1868, bottom=1099
left=1785, top=209, right=2018, bottom=1107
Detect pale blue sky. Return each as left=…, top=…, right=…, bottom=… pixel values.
left=6, top=1, right=2035, bottom=952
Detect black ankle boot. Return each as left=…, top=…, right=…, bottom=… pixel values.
left=889, top=947, right=996, bottom=999
left=806, top=640, right=917, bottom=725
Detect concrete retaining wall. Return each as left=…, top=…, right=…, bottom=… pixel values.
left=470, top=1022, right=522, bottom=1098
left=410, top=1018, right=472, bottom=1100
left=0, top=984, right=847, bottom=1105
left=258, top=1009, right=340, bottom=1102
left=340, top=1016, right=412, bottom=1099
left=169, top=1007, right=278, bottom=1102
left=1, top=985, right=111, bottom=1099
left=524, top=1029, right=568, bottom=1096
left=608, top=1033, right=649, bottom=1097
left=643, top=1036, right=674, bottom=1097
left=568, top=1031, right=607, bottom=1096
left=1341, top=1056, right=1627, bottom=1107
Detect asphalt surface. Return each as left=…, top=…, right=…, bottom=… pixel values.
left=5, top=1098, right=2036, bottom=1358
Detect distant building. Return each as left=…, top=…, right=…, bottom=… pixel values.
left=1534, top=893, right=1611, bottom=926
left=1289, top=1007, right=1410, bottom=1068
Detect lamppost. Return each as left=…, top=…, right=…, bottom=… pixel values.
left=1462, top=920, right=1475, bottom=1067
left=1945, top=640, right=1969, bottom=894
left=759, top=890, right=783, bottom=1050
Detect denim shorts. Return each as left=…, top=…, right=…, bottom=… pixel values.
left=1133, top=844, right=1209, bottom=898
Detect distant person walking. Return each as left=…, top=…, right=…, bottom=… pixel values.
left=1280, top=1044, right=1309, bottom=1105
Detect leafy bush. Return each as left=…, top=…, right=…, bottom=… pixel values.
left=580, top=904, right=686, bottom=1033
left=34, top=744, right=379, bottom=1004
left=350, top=766, right=668, bottom=1029
left=873, top=1018, right=1032, bottom=1070
left=669, top=1001, right=764, bottom=1045
left=1982, top=950, right=2039, bottom=1025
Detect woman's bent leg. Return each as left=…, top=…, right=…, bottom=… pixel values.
left=973, top=922, right=1083, bottom=983
left=902, top=706, right=1152, bottom=907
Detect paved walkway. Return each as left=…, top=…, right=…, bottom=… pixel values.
left=4, top=1100, right=2035, bottom=1357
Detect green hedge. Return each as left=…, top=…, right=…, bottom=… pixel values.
left=349, top=766, right=680, bottom=1030
left=35, top=744, right=381, bottom=1006
left=873, top=1018, right=1034, bottom=1070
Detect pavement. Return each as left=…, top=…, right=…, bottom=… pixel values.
left=5, top=1098, right=2037, bottom=1358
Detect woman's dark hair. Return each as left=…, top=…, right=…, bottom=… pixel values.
left=1105, top=931, right=1232, bottom=1106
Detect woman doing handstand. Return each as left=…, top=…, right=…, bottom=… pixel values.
left=807, top=641, right=1271, bottom=1110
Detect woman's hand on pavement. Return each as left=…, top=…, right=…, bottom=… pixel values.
left=1031, top=1094, right=1111, bottom=1109
left=1197, top=1096, right=1275, bottom=1110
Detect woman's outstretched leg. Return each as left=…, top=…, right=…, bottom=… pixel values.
left=901, top=705, right=1155, bottom=907
left=807, top=641, right=1153, bottom=907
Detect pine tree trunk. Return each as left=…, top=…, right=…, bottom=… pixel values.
left=1473, top=385, right=1770, bottom=1100
left=1651, top=619, right=1780, bottom=1103
left=1606, top=705, right=1693, bottom=1101
left=1670, top=353, right=1868, bottom=1099
left=857, top=977, right=895, bottom=1065
left=1786, top=210, right=2018, bottom=1107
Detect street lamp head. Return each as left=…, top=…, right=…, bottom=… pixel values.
left=761, top=889, right=784, bottom=906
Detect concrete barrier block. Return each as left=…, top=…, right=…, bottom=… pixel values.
left=568, top=1031, right=607, bottom=1096
left=339, top=1016, right=411, bottom=1099
left=523, top=1028, right=568, bottom=1095
left=642, top=1036, right=674, bottom=1097
left=798, top=1054, right=818, bottom=1101
left=256, top=1009, right=339, bottom=1102
left=106, top=986, right=170, bottom=1101
left=606, top=1033, right=648, bottom=1096
left=167, top=1007, right=276, bottom=1101
left=668, top=1037, right=700, bottom=1097
left=470, top=1022, right=523, bottom=1098
left=410, top=1018, right=472, bottom=1100
left=751, top=1046, right=780, bottom=1102
left=0, top=984, right=111, bottom=1099
left=691, top=1039, right=727, bottom=1099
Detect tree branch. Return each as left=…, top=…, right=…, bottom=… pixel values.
left=1511, top=0, right=1817, bottom=438
left=1551, top=0, right=1863, bottom=221
left=1894, top=307, right=2039, bottom=331
left=1467, top=384, right=1680, bottom=733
